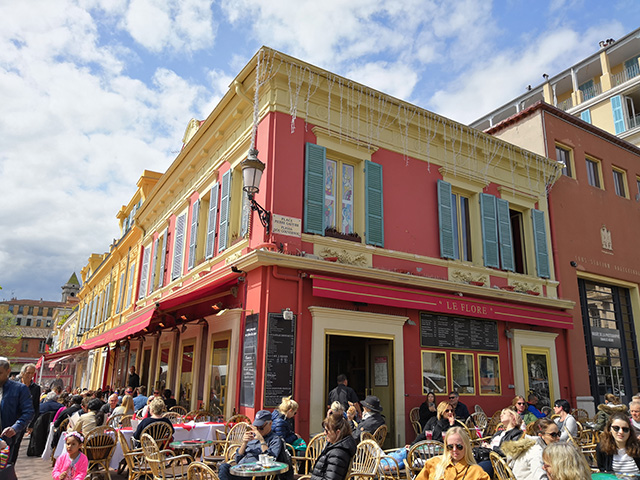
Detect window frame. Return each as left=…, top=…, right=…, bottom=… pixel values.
left=478, top=354, right=501, bottom=396
left=612, top=166, right=628, bottom=198
left=555, top=144, right=574, bottom=178
left=586, top=156, right=603, bottom=189
left=421, top=350, right=448, bottom=395
left=450, top=352, right=476, bottom=395
left=451, top=191, right=473, bottom=262
left=21, top=339, right=29, bottom=352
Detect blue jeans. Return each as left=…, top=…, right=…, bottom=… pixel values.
left=218, top=462, right=243, bottom=480
left=478, top=459, right=493, bottom=477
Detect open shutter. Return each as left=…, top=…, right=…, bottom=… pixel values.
left=188, top=200, right=200, bottom=270
left=138, top=246, right=151, bottom=299
left=126, top=263, right=136, bottom=307
left=102, top=282, right=111, bottom=321
left=365, top=161, right=384, bottom=247
left=172, top=214, right=186, bottom=280
left=304, top=143, right=326, bottom=234
left=611, top=95, right=626, bottom=134
left=218, top=171, right=232, bottom=253
left=532, top=209, right=550, bottom=278
left=157, top=231, right=167, bottom=288
left=625, top=56, right=640, bottom=79
left=149, top=237, right=159, bottom=294
left=496, top=198, right=515, bottom=272
left=580, top=110, right=592, bottom=124
left=480, top=193, right=499, bottom=268
left=205, top=183, right=219, bottom=259
left=116, top=272, right=125, bottom=314
left=437, top=180, right=455, bottom=259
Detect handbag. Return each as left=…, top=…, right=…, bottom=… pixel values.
left=472, top=446, right=492, bottom=463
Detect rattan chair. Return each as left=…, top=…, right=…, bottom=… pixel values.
left=205, top=422, right=250, bottom=466
left=141, top=433, right=193, bottom=480
left=186, top=410, right=210, bottom=423
left=140, top=420, right=173, bottom=449
left=171, top=406, right=188, bottom=416
left=403, top=440, right=444, bottom=479
left=163, top=412, right=184, bottom=424
left=291, top=432, right=327, bottom=475
left=571, top=408, right=590, bottom=424
left=361, top=425, right=387, bottom=448
left=346, top=439, right=381, bottom=480
left=226, top=414, right=252, bottom=425
left=409, top=408, right=421, bottom=437
left=84, top=427, right=117, bottom=480
left=187, top=461, right=220, bottom=480
left=489, top=451, right=517, bottom=480
left=118, top=429, right=153, bottom=480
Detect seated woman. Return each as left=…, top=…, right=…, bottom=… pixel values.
left=553, top=399, right=578, bottom=442
left=111, top=394, right=135, bottom=419
left=542, top=442, right=592, bottom=480
left=431, top=401, right=458, bottom=442
left=271, top=396, right=301, bottom=450
left=419, top=392, right=438, bottom=430
left=310, top=414, right=357, bottom=480
left=71, top=399, right=105, bottom=437
left=501, top=417, right=560, bottom=480
left=596, top=412, right=640, bottom=475
left=476, top=407, right=523, bottom=476
left=415, top=426, right=489, bottom=480
left=132, top=397, right=174, bottom=446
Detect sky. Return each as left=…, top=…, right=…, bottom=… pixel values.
left=1, top=0, right=639, bottom=301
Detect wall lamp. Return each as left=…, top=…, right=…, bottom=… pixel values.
left=241, top=148, right=271, bottom=234
left=282, top=308, right=294, bottom=321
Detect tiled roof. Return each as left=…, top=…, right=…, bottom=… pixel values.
left=7, top=326, right=51, bottom=339
left=0, top=299, right=66, bottom=307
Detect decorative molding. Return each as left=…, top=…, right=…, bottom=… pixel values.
left=317, top=246, right=369, bottom=267
left=449, top=269, right=489, bottom=285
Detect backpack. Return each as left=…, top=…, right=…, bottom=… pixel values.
left=276, top=437, right=294, bottom=480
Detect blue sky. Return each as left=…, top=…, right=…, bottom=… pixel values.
left=1, top=0, right=639, bottom=301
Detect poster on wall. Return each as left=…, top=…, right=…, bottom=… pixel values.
left=240, top=313, right=259, bottom=408
left=264, top=313, right=296, bottom=407
left=374, top=356, right=388, bottom=386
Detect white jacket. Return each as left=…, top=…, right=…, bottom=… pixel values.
left=501, top=435, right=547, bottom=480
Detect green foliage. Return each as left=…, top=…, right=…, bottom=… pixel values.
left=0, top=313, right=21, bottom=356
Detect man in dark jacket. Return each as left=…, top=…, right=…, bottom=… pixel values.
left=54, top=395, right=83, bottom=428
left=352, top=395, right=385, bottom=441
left=127, top=366, right=140, bottom=389
left=328, top=374, right=361, bottom=417
left=9, top=363, right=40, bottom=462
left=448, top=391, right=471, bottom=421
left=0, top=357, right=35, bottom=465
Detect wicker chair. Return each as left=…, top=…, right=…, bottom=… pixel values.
left=361, top=425, right=387, bottom=448
left=226, top=414, right=252, bottom=426
left=118, top=429, right=153, bottom=480
left=409, top=408, right=421, bottom=437
left=291, top=432, right=327, bottom=476
left=571, top=408, right=590, bottom=424
left=84, top=427, right=117, bottom=480
left=171, top=406, right=189, bottom=416
left=140, top=420, right=174, bottom=449
left=141, top=433, right=193, bottom=480
left=403, top=440, right=444, bottom=479
left=187, top=461, right=220, bottom=480
left=186, top=410, right=210, bottom=423
left=489, top=451, right=517, bottom=480
left=346, top=439, right=381, bottom=480
left=163, top=412, right=184, bottom=424
left=205, top=422, right=250, bottom=468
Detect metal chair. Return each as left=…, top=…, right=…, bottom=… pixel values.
left=490, top=451, right=517, bottom=480
left=403, top=440, right=444, bottom=479
left=291, top=432, right=327, bottom=475
left=347, top=439, right=381, bottom=480
left=141, top=433, right=193, bottom=480
left=187, top=461, right=220, bottom=480
left=163, top=412, right=184, bottom=424
left=409, top=408, right=421, bottom=437
left=84, top=427, right=117, bottom=480
left=118, top=429, right=153, bottom=480
left=140, top=420, right=174, bottom=449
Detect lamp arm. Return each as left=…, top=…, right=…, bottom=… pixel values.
left=249, top=195, right=271, bottom=235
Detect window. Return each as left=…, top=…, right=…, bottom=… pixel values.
left=26, top=318, right=31, bottom=326
left=438, top=180, right=472, bottom=261
left=138, top=244, right=151, bottom=299
left=422, top=351, right=447, bottom=395
left=36, top=319, right=41, bottom=327
left=16, top=317, right=21, bottom=326
left=612, top=168, right=627, bottom=198
left=510, top=209, right=526, bottom=274
left=47, top=308, right=53, bottom=316
left=7, top=305, right=13, bottom=313
left=28, top=306, right=33, bottom=315
left=555, top=145, right=573, bottom=177
left=451, top=353, right=475, bottom=395
left=38, top=340, right=46, bottom=353
left=18, top=306, right=23, bottom=314
left=21, top=340, right=29, bottom=352
left=37, top=307, right=43, bottom=316
left=46, top=320, right=51, bottom=328
left=126, top=262, right=136, bottom=308
left=150, top=230, right=168, bottom=293
left=172, top=213, right=187, bottom=280
left=586, top=157, right=602, bottom=188
left=325, top=159, right=355, bottom=235
left=478, top=355, right=501, bottom=395
left=579, top=79, right=596, bottom=101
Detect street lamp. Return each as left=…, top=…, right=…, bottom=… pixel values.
left=241, top=148, right=271, bottom=234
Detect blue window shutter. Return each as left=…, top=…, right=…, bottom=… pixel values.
left=240, top=192, right=250, bottom=237
left=581, top=110, right=592, bottom=124
left=480, top=193, right=499, bottom=268
left=188, top=200, right=200, bottom=270
left=304, top=143, right=326, bottom=234
left=218, top=170, right=232, bottom=253
left=138, top=246, right=151, bottom=299
left=578, top=79, right=594, bottom=100
left=496, top=198, right=515, bottom=272
left=116, top=272, right=125, bottom=314
left=149, top=237, right=159, bottom=294
left=625, top=56, right=640, bottom=79
left=437, top=180, right=455, bottom=259
left=157, top=231, right=167, bottom=288
left=172, top=214, right=186, bottom=280
left=205, top=183, right=219, bottom=259
left=532, top=209, right=550, bottom=278
left=611, top=95, right=626, bottom=134
left=126, top=263, right=136, bottom=307
left=365, top=161, right=384, bottom=247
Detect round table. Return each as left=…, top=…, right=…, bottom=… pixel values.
left=169, top=439, right=215, bottom=461
left=230, top=461, right=289, bottom=477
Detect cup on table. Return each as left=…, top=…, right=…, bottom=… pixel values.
left=259, top=454, right=269, bottom=466
left=425, top=430, right=432, bottom=440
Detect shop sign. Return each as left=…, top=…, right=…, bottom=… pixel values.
left=591, top=327, right=621, bottom=348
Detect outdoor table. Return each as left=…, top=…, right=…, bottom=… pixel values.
left=592, top=475, right=640, bottom=479
left=230, top=461, right=289, bottom=477
left=169, top=439, right=214, bottom=461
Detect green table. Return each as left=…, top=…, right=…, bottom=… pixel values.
left=230, top=461, right=289, bottom=477
left=169, top=439, right=214, bottom=461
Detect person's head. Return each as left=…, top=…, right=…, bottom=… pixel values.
left=129, top=366, right=136, bottom=374
left=322, top=412, right=351, bottom=444
left=361, top=395, right=383, bottom=414
left=437, top=401, right=455, bottom=420
left=81, top=396, right=91, bottom=411
left=278, top=396, right=299, bottom=418
left=65, top=432, right=84, bottom=457
left=630, top=401, right=640, bottom=422
left=439, top=427, right=475, bottom=471
left=512, top=395, right=527, bottom=414
left=137, top=385, right=146, bottom=396
left=20, top=363, right=36, bottom=385
left=527, top=393, right=538, bottom=404
left=426, top=392, right=436, bottom=404
left=87, top=398, right=103, bottom=413
left=448, top=391, right=459, bottom=407
left=600, top=413, right=640, bottom=456
left=0, top=357, right=11, bottom=386
left=253, top=410, right=273, bottom=436
left=336, top=374, right=347, bottom=385
left=108, top=393, right=118, bottom=409
left=121, top=395, right=134, bottom=413
left=328, top=401, right=344, bottom=417
left=45, top=392, right=58, bottom=403
left=500, top=407, right=522, bottom=429
left=542, top=442, right=592, bottom=480
left=605, top=393, right=620, bottom=405
left=149, top=397, right=166, bottom=417
left=163, top=389, right=172, bottom=399
left=71, top=395, right=83, bottom=406
left=53, top=385, right=62, bottom=395
left=553, top=399, right=570, bottom=415
left=153, top=390, right=161, bottom=397
left=125, top=387, right=134, bottom=396
left=534, top=418, right=560, bottom=445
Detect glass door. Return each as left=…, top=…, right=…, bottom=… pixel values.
left=178, top=342, right=195, bottom=409
left=208, top=335, right=230, bottom=416
left=522, top=347, right=553, bottom=409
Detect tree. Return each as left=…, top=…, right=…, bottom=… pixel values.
left=0, top=312, right=21, bottom=356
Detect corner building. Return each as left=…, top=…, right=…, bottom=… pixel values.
left=66, top=49, right=575, bottom=445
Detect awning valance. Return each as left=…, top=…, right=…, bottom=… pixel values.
left=81, top=307, right=156, bottom=350
left=44, top=346, right=85, bottom=362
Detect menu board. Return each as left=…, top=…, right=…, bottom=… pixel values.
left=264, top=313, right=296, bottom=407
left=420, top=312, right=499, bottom=351
left=240, top=313, right=259, bottom=408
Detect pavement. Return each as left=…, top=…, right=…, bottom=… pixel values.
left=14, top=435, right=128, bottom=480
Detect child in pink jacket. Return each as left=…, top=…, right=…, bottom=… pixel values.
left=52, top=432, right=88, bottom=480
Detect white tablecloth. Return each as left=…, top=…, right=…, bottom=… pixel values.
left=44, top=422, right=225, bottom=470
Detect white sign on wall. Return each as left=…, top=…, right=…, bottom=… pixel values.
left=272, top=214, right=302, bottom=237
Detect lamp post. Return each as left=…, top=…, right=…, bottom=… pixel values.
left=241, top=148, right=271, bottom=234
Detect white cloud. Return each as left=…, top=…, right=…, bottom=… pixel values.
left=346, top=61, right=419, bottom=101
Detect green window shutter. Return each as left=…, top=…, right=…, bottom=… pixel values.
left=188, top=199, right=200, bottom=270
left=218, top=170, right=232, bottom=253
left=480, top=193, right=499, bottom=268
left=205, top=183, right=219, bottom=259
left=157, top=231, right=167, bottom=288
left=148, top=237, right=159, bottom=294
left=437, top=180, right=455, bottom=259
left=304, top=143, right=326, bottom=234
left=611, top=95, right=626, bottom=134
left=172, top=214, right=186, bottom=280
left=138, top=246, right=151, bottom=299
left=497, top=198, right=514, bottom=272
left=532, top=209, right=550, bottom=278
left=365, top=161, right=384, bottom=247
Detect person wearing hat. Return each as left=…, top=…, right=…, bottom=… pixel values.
left=218, top=410, right=284, bottom=480
left=352, top=395, right=385, bottom=441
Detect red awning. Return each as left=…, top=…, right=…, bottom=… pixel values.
left=81, top=307, right=156, bottom=350
left=48, top=355, right=74, bottom=369
left=44, top=346, right=86, bottom=361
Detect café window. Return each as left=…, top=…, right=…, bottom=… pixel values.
left=422, top=351, right=447, bottom=395
left=451, top=353, right=475, bottom=395
left=478, top=355, right=501, bottom=395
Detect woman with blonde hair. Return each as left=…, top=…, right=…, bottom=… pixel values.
left=416, top=426, right=489, bottom=479
left=271, top=396, right=300, bottom=444
left=112, top=394, right=134, bottom=417
left=432, top=401, right=458, bottom=441
left=542, top=442, right=591, bottom=480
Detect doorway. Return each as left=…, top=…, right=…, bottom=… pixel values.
left=327, top=334, right=394, bottom=448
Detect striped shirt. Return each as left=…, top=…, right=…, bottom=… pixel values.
left=612, top=448, right=640, bottom=475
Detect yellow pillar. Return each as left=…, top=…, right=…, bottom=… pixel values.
left=600, top=50, right=613, bottom=91
left=543, top=82, right=553, bottom=104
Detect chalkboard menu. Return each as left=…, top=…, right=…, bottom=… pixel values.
left=420, top=312, right=499, bottom=351
left=240, top=313, right=259, bottom=407
left=264, top=313, right=296, bottom=407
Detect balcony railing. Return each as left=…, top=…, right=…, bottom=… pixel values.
left=628, top=112, right=640, bottom=130
left=557, top=98, right=573, bottom=111
left=580, top=83, right=602, bottom=101
left=612, top=64, right=640, bottom=87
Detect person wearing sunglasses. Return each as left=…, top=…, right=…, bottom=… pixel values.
left=447, top=391, right=471, bottom=421
left=310, top=414, right=356, bottom=480
left=430, top=401, right=459, bottom=442
left=541, top=442, right=592, bottom=480
left=552, top=399, right=577, bottom=442
left=501, top=418, right=559, bottom=480
left=512, top=395, right=537, bottom=427
left=415, top=426, right=489, bottom=480
left=596, top=412, right=640, bottom=475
